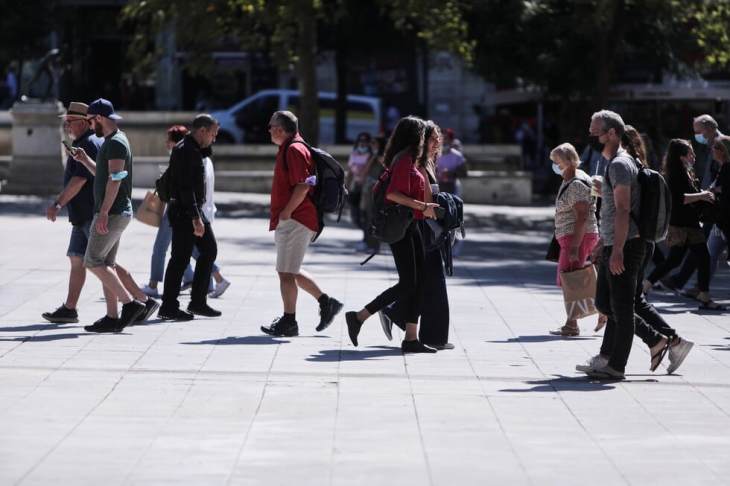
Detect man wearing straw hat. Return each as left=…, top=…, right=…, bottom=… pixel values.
left=42, top=102, right=104, bottom=324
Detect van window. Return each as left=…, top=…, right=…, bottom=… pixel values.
left=288, top=95, right=373, bottom=121
left=347, top=100, right=375, bottom=121
left=234, top=94, right=278, bottom=143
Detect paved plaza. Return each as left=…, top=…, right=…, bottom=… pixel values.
left=1, top=191, right=730, bottom=486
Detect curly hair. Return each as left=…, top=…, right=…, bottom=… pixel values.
left=417, top=120, right=442, bottom=175
left=622, top=125, right=648, bottom=167
left=382, top=116, right=426, bottom=169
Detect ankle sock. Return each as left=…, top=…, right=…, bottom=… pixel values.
left=318, top=294, right=329, bottom=307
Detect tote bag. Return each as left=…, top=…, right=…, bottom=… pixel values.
left=135, top=191, right=164, bottom=227
left=560, top=265, right=598, bottom=320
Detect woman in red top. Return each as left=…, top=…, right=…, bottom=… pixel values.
left=345, top=116, right=440, bottom=353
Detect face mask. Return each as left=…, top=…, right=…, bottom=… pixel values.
left=695, top=133, right=708, bottom=145
left=355, top=145, right=369, bottom=154
left=588, top=136, right=604, bottom=152
left=552, top=163, right=564, bottom=176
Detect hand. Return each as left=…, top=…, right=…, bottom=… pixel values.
left=279, top=210, right=292, bottom=221
left=592, top=179, right=602, bottom=193
left=568, top=245, right=580, bottom=263
left=46, top=204, right=59, bottom=222
left=193, top=218, right=205, bottom=237
left=95, top=212, right=109, bottom=235
left=422, top=202, right=440, bottom=219
left=71, top=146, right=88, bottom=163
left=702, top=191, right=716, bottom=203
left=609, top=247, right=625, bottom=275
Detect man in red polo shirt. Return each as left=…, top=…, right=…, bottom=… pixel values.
left=261, top=110, right=343, bottom=337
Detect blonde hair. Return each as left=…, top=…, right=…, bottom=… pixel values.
left=550, top=143, right=580, bottom=167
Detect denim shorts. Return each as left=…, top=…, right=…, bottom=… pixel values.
left=84, top=214, right=131, bottom=268
left=67, top=220, right=92, bottom=258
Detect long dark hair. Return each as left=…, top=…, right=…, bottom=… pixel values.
left=662, top=138, right=695, bottom=188
left=622, top=125, right=648, bottom=167
left=417, top=120, right=442, bottom=177
left=382, top=116, right=425, bottom=168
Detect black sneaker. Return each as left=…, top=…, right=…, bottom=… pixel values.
left=317, top=297, right=343, bottom=332
left=158, top=307, right=195, bottom=321
left=383, top=305, right=405, bottom=332
left=84, top=315, right=119, bottom=333
left=135, top=299, right=160, bottom=324
left=378, top=310, right=393, bottom=341
left=401, top=339, right=437, bottom=354
left=42, top=304, right=79, bottom=324
left=345, top=312, right=362, bottom=347
left=187, top=303, right=222, bottom=317
left=115, top=300, right=146, bottom=332
left=261, top=317, right=299, bottom=337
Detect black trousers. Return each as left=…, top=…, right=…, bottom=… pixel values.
left=596, top=238, right=646, bottom=372
left=162, top=209, right=218, bottom=311
left=634, top=242, right=675, bottom=348
left=365, top=221, right=424, bottom=324
left=668, top=222, right=713, bottom=288
left=649, top=240, right=710, bottom=292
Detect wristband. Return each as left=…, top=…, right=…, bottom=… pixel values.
left=110, top=170, right=128, bottom=181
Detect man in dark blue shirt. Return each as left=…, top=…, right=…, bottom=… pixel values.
left=42, top=102, right=104, bottom=323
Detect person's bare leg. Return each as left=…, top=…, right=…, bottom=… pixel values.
left=279, top=272, right=297, bottom=314
left=89, top=266, right=133, bottom=307
left=355, top=308, right=372, bottom=323
left=115, top=264, right=149, bottom=302
left=212, top=271, right=223, bottom=284
left=294, top=270, right=323, bottom=300
left=404, top=322, right=418, bottom=340
left=102, top=284, right=118, bottom=318
left=65, top=256, right=86, bottom=310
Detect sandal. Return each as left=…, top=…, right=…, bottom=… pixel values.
left=699, top=300, right=727, bottom=311
left=594, top=314, right=607, bottom=332
left=650, top=340, right=670, bottom=372
left=549, top=325, right=579, bottom=337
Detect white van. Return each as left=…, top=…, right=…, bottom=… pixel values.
left=211, top=89, right=381, bottom=144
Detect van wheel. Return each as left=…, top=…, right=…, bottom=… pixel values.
left=216, top=132, right=235, bottom=144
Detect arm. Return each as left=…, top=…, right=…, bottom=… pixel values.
left=46, top=176, right=87, bottom=221
left=385, top=191, right=438, bottom=218
left=609, top=185, right=631, bottom=275
left=683, top=191, right=714, bottom=204
left=280, top=184, right=310, bottom=220
left=95, top=159, right=124, bottom=234
left=70, top=147, right=97, bottom=175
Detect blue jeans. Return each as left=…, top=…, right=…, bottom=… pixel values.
left=708, top=225, right=727, bottom=280
left=150, top=208, right=219, bottom=285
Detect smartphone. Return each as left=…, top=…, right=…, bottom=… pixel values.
left=61, top=140, right=75, bottom=152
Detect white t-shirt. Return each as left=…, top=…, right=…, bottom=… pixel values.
left=202, top=157, right=216, bottom=222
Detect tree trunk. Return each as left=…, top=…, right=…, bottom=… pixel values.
left=593, top=0, right=626, bottom=107
left=334, top=42, right=348, bottom=144
left=296, top=0, right=319, bottom=144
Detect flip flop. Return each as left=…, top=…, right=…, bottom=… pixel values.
left=650, top=341, right=670, bottom=372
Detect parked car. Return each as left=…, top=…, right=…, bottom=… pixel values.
left=211, top=89, right=381, bottom=144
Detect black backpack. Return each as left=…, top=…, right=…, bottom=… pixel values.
left=368, top=167, right=414, bottom=244
left=606, top=155, right=671, bottom=243
left=284, top=140, right=347, bottom=241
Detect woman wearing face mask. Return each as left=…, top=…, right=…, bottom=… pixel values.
left=708, top=136, right=730, bottom=277
left=644, top=139, right=724, bottom=310
left=549, top=143, right=600, bottom=336
left=347, top=132, right=373, bottom=251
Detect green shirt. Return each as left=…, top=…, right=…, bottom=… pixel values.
left=94, top=129, right=133, bottom=215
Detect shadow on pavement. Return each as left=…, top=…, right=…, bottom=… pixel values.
left=488, top=335, right=599, bottom=343
left=0, top=322, right=76, bottom=332
left=0, top=333, right=88, bottom=342
left=500, top=375, right=616, bottom=393
left=307, top=346, right=402, bottom=362
left=182, top=335, right=291, bottom=345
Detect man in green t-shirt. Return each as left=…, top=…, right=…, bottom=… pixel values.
left=70, top=98, right=158, bottom=332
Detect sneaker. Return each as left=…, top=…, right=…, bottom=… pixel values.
left=208, top=279, right=231, bottom=299
left=317, top=297, right=343, bottom=332
left=549, top=325, right=579, bottom=337
left=576, top=354, right=609, bottom=373
left=187, top=303, right=222, bottom=317
left=141, top=285, right=161, bottom=299
left=667, top=337, right=694, bottom=374
left=345, top=312, right=362, bottom=347
left=158, top=307, right=195, bottom=321
left=378, top=310, right=393, bottom=341
left=41, top=304, right=79, bottom=324
left=424, top=342, right=455, bottom=350
left=383, top=305, right=405, bottom=332
left=84, top=315, right=119, bottom=333
left=116, top=300, right=147, bottom=332
left=585, top=364, right=625, bottom=380
left=135, top=299, right=160, bottom=323
left=261, top=317, right=299, bottom=337
left=402, top=339, right=437, bottom=354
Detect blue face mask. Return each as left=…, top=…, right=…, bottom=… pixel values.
left=695, top=133, right=708, bottom=145
left=552, top=162, right=564, bottom=176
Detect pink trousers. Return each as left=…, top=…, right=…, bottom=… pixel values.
left=556, top=233, right=599, bottom=286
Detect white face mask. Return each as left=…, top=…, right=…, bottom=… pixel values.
left=552, top=162, right=564, bottom=175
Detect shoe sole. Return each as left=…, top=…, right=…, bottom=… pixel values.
left=260, top=326, right=298, bottom=337
left=187, top=309, right=222, bottom=317
left=585, top=371, right=624, bottom=380
left=41, top=315, right=79, bottom=324
left=667, top=341, right=694, bottom=374
left=378, top=311, right=393, bottom=341
left=316, top=300, right=343, bottom=332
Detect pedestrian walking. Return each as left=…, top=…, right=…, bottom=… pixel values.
left=345, top=116, right=441, bottom=353
left=260, top=110, right=343, bottom=337
left=436, top=130, right=467, bottom=197
left=347, top=132, right=372, bottom=251
left=42, top=102, right=103, bottom=324
left=158, top=114, right=222, bottom=320
left=359, top=136, right=386, bottom=252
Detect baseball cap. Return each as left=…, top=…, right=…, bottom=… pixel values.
left=87, top=98, right=122, bottom=120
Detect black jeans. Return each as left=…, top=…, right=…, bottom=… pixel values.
left=649, top=240, right=710, bottom=292
left=162, top=208, right=218, bottom=310
left=634, top=242, right=675, bottom=348
left=668, top=222, right=713, bottom=288
left=365, top=221, right=425, bottom=324
left=596, top=238, right=646, bottom=372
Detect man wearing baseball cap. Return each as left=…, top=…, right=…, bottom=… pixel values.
left=42, top=102, right=104, bottom=324
left=71, top=98, right=155, bottom=332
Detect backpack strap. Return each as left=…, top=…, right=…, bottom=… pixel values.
left=604, top=156, right=641, bottom=228
left=557, top=177, right=590, bottom=200
left=282, top=139, right=309, bottom=171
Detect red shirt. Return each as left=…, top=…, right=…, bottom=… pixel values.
left=269, top=134, right=319, bottom=232
left=386, top=152, right=426, bottom=220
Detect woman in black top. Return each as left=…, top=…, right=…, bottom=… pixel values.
left=645, top=139, right=724, bottom=310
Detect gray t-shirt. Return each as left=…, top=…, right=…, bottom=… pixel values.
left=600, top=149, right=640, bottom=246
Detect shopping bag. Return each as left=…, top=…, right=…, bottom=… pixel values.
left=560, top=265, right=597, bottom=320
left=135, top=190, right=164, bottom=227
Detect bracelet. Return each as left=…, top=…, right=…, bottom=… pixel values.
left=421, top=201, right=427, bottom=211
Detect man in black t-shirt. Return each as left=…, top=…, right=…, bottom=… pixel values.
left=42, top=102, right=104, bottom=323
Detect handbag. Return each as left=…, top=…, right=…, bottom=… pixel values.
left=560, top=265, right=598, bottom=320
left=135, top=190, right=165, bottom=227
left=545, top=234, right=560, bottom=262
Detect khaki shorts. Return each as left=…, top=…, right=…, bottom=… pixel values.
left=666, top=225, right=706, bottom=247
left=84, top=214, right=131, bottom=268
left=275, top=218, right=315, bottom=274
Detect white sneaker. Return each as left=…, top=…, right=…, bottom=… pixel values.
left=209, top=279, right=231, bottom=299
left=141, top=285, right=160, bottom=299
left=667, top=337, right=694, bottom=374
left=585, top=364, right=625, bottom=380
left=576, top=354, right=609, bottom=373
